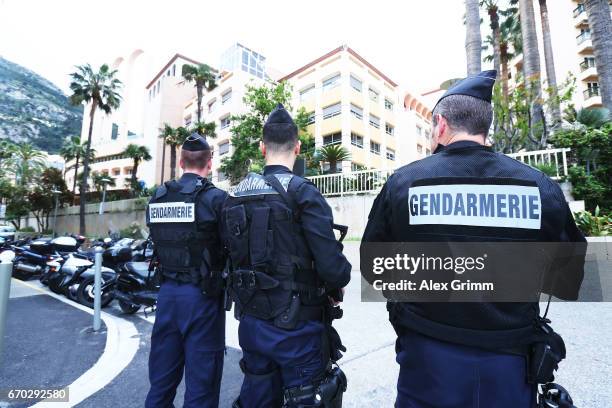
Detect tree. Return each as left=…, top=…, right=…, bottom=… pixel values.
left=28, top=168, right=72, bottom=232
left=158, top=124, right=174, bottom=184
left=0, top=140, right=15, bottom=170
left=60, top=136, right=93, bottom=202
left=123, top=144, right=152, bottom=196
left=182, top=64, right=217, bottom=125
left=190, top=121, right=217, bottom=139
left=219, top=81, right=313, bottom=184
left=538, top=0, right=562, bottom=128
left=482, top=1, right=501, bottom=79
left=69, top=63, right=122, bottom=235
left=166, top=126, right=190, bottom=180
left=585, top=0, right=612, bottom=114
left=519, top=0, right=546, bottom=148
left=317, top=144, right=351, bottom=174
left=6, top=143, right=46, bottom=186
left=465, top=0, right=483, bottom=75
left=91, top=171, right=116, bottom=193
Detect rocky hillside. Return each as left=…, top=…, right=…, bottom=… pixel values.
left=0, top=57, right=82, bottom=153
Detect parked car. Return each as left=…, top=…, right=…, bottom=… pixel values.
left=0, top=225, right=16, bottom=242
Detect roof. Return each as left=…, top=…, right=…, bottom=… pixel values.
left=145, top=53, right=203, bottom=89
left=279, top=45, right=398, bottom=87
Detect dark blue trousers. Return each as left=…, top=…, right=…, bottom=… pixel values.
left=395, top=330, right=537, bottom=408
left=236, top=315, right=327, bottom=408
left=145, top=280, right=225, bottom=408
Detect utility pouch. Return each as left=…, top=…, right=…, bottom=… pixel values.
left=273, top=294, right=301, bottom=329
left=528, top=318, right=566, bottom=384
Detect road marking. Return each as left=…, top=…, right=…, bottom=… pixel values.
left=14, top=280, right=140, bottom=408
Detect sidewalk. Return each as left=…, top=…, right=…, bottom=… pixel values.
left=0, top=280, right=106, bottom=407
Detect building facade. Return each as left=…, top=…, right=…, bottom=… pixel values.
left=281, top=45, right=431, bottom=173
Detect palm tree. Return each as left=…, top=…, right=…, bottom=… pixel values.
left=8, top=143, right=46, bottom=186
left=158, top=124, right=174, bottom=184
left=0, top=140, right=16, bottom=170
left=318, top=144, right=351, bottom=174
left=69, top=63, right=122, bottom=234
left=59, top=136, right=79, bottom=178
left=182, top=64, right=217, bottom=125
left=123, top=144, right=152, bottom=196
left=166, top=126, right=190, bottom=180
left=585, top=0, right=612, bottom=114
left=519, top=0, right=546, bottom=148
left=190, top=121, right=217, bottom=139
left=499, top=6, right=522, bottom=101
left=538, top=0, right=561, bottom=128
left=465, top=0, right=483, bottom=75
left=91, top=171, right=116, bottom=193
left=482, top=1, right=501, bottom=80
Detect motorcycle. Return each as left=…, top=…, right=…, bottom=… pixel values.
left=12, top=237, right=67, bottom=281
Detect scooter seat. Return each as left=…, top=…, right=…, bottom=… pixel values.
left=125, top=262, right=152, bottom=278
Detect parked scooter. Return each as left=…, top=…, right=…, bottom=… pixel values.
left=12, top=237, right=67, bottom=281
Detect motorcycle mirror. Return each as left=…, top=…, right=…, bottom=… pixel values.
left=103, top=238, right=112, bottom=244
left=0, top=250, right=16, bottom=263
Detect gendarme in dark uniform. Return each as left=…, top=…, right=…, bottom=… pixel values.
left=145, top=134, right=227, bottom=408
left=223, top=104, right=351, bottom=408
left=362, top=71, right=585, bottom=408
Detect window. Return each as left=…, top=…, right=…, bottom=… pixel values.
left=369, top=114, right=380, bottom=129
left=219, top=141, right=229, bottom=155
left=124, top=167, right=133, bottom=175
left=370, top=141, right=381, bottom=155
left=323, top=132, right=342, bottom=146
left=386, top=148, right=395, bottom=161
left=350, top=104, right=363, bottom=120
left=184, top=115, right=192, bottom=127
left=127, top=130, right=138, bottom=139
left=221, top=89, right=232, bottom=104
left=425, top=130, right=431, bottom=140
left=351, top=162, right=364, bottom=171
left=112, top=168, right=120, bottom=176
left=368, top=87, right=379, bottom=102
left=384, top=98, right=394, bottom=110
left=323, top=103, right=341, bottom=119
left=111, top=123, right=119, bottom=140
left=385, top=123, right=394, bottom=136
left=208, top=99, right=217, bottom=113
left=350, top=75, right=362, bottom=92
left=350, top=133, right=363, bottom=148
left=417, top=144, right=423, bottom=154
left=300, top=85, right=315, bottom=101
left=220, top=116, right=231, bottom=129
left=322, top=74, right=341, bottom=91
left=426, top=149, right=431, bottom=156
left=306, top=111, right=315, bottom=125
left=172, top=64, right=176, bottom=76
left=416, top=125, right=422, bottom=136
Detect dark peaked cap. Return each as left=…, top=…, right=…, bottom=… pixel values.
left=182, top=133, right=211, bottom=151
left=433, top=70, right=497, bottom=111
left=265, top=103, right=297, bottom=127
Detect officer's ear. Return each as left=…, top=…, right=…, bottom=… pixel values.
left=294, top=140, right=301, bottom=156
left=260, top=141, right=266, bottom=158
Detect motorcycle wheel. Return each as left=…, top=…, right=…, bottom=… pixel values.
left=76, top=276, right=114, bottom=309
left=48, top=276, right=64, bottom=295
left=118, top=300, right=140, bottom=314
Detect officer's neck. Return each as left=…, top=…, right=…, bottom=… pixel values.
left=264, top=155, right=295, bottom=172
left=182, top=168, right=209, bottom=178
left=442, top=132, right=486, bottom=146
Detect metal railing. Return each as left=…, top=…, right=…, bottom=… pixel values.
left=580, top=59, right=596, bottom=72
left=573, top=3, right=585, bottom=18
left=307, top=169, right=392, bottom=196
left=577, top=31, right=592, bottom=45
left=583, top=87, right=600, bottom=99
left=507, top=148, right=570, bottom=180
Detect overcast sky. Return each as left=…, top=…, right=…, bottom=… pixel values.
left=0, top=0, right=480, bottom=98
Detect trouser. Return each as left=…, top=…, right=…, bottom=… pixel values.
left=395, top=329, right=537, bottom=408
left=236, top=314, right=327, bottom=408
left=145, top=280, right=225, bottom=408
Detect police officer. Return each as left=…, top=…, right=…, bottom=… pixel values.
left=223, top=104, right=351, bottom=408
left=145, top=134, right=227, bottom=408
left=362, top=71, right=585, bottom=407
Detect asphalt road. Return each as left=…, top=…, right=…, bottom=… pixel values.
left=1, top=241, right=611, bottom=407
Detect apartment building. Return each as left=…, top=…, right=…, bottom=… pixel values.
left=66, top=52, right=201, bottom=191
left=281, top=45, right=430, bottom=173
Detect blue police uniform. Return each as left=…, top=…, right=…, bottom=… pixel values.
left=145, top=139, right=228, bottom=407
left=224, top=163, right=351, bottom=408
left=361, top=72, right=585, bottom=408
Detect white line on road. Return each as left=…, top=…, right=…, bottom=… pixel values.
left=14, top=280, right=140, bottom=408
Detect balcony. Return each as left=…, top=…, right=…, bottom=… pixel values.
left=579, top=59, right=598, bottom=81
left=573, top=3, right=588, bottom=26
left=577, top=31, right=593, bottom=53
left=583, top=88, right=603, bottom=108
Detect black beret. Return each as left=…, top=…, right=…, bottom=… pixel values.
left=265, top=103, right=296, bottom=127
left=434, top=70, right=497, bottom=111
left=182, top=133, right=210, bottom=151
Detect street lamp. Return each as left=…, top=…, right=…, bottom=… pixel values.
left=51, top=190, right=61, bottom=238
left=98, top=177, right=113, bottom=215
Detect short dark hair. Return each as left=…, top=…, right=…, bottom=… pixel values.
left=262, top=123, right=298, bottom=153
left=432, top=94, right=493, bottom=136
left=181, top=149, right=211, bottom=169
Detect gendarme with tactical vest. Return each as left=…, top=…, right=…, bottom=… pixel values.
left=223, top=171, right=335, bottom=330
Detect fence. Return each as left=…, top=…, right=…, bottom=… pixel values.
left=308, top=148, right=570, bottom=196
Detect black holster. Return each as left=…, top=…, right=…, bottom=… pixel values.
left=527, top=318, right=566, bottom=385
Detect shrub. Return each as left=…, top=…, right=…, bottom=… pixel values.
left=119, top=222, right=145, bottom=239
left=532, top=162, right=559, bottom=178
left=18, top=226, right=35, bottom=232
left=573, top=206, right=611, bottom=236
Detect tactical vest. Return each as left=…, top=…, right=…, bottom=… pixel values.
left=147, top=178, right=220, bottom=286
left=223, top=172, right=325, bottom=329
